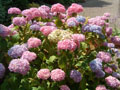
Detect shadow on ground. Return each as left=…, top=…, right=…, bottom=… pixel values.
left=81, top=0, right=112, bottom=7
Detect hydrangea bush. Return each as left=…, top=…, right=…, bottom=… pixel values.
left=0, top=3, right=120, bottom=90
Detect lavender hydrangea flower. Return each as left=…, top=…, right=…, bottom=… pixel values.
left=82, top=24, right=102, bottom=35
left=0, top=24, right=10, bottom=37
left=117, top=52, right=120, bottom=58
left=70, top=70, right=82, bottom=83
left=89, top=25, right=102, bottom=34
left=0, top=63, right=5, bottom=79
left=60, top=85, right=70, bottom=90
left=67, top=21, right=76, bottom=27
left=30, top=24, right=41, bottom=31
left=76, top=16, right=86, bottom=23
left=67, top=17, right=78, bottom=27
left=89, top=58, right=102, bottom=72
left=8, top=59, right=30, bottom=75
left=96, top=51, right=111, bottom=63
left=110, top=48, right=119, bottom=53
left=103, top=42, right=115, bottom=48
left=95, top=70, right=105, bottom=78
left=8, top=44, right=28, bottom=58
left=112, top=72, right=120, bottom=79
left=110, top=64, right=118, bottom=70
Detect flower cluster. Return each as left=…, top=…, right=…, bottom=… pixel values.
left=70, top=70, right=82, bottom=83
left=82, top=24, right=102, bottom=35
left=51, top=69, right=65, bottom=81
left=51, top=3, right=66, bottom=13
left=57, top=39, right=77, bottom=51
left=88, top=13, right=110, bottom=26
left=89, top=58, right=105, bottom=78
left=12, top=17, right=27, bottom=26
left=8, top=7, right=21, bottom=14
left=60, top=85, right=70, bottom=90
left=37, top=69, right=51, bottom=80
left=76, top=15, right=86, bottom=24
left=111, top=36, right=120, bottom=46
left=8, top=59, right=30, bottom=75
left=0, top=24, right=10, bottom=37
left=105, top=76, right=120, bottom=88
left=8, top=44, right=28, bottom=58
left=0, top=3, right=120, bottom=90
left=48, top=29, right=72, bottom=43
left=66, top=17, right=79, bottom=27
left=30, top=24, right=41, bottom=31
left=0, top=63, right=5, bottom=79
left=40, top=26, right=57, bottom=36
left=96, top=51, right=111, bottom=63
left=21, top=51, right=37, bottom=62
left=27, top=37, right=42, bottom=49
left=67, top=3, right=83, bottom=16
left=96, top=85, right=107, bottom=90
left=71, top=34, right=85, bottom=47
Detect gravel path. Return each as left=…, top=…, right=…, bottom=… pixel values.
left=79, top=0, right=120, bottom=27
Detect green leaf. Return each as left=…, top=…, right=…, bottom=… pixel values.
left=46, top=55, right=57, bottom=64
left=58, top=58, right=66, bottom=70
left=55, top=18, right=63, bottom=27
left=12, top=34, right=20, bottom=41
left=32, top=87, right=39, bottom=90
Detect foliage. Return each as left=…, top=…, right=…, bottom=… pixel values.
left=0, top=3, right=120, bottom=90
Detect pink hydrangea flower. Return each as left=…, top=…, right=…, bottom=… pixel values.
left=66, top=17, right=79, bottom=27
left=0, top=24, right=10, bottom=37
left=104, top=67, right=113, bottom=74
left=88, top=16, right=105, bottom=26
left=37, top=69, right=51, bottom=80
left=40, top=5, right=50, bottom=13
left=8, top=24, right=18, bottom=36
left=31, top=8, right=42, bottom=18
left=105, top=76, right=120, bottom=88
left=67, top=3, right=83, bottom=16
left=51, top=3, right=66, bottom=13
left=105, top=23, right=109, bottom=27
left=40, top=26, right=57, bottom=36
left=111, top=36, right=120, bottom=45
left=96, top=85, right=107, bottom=90
left=59, top=13, right=66, bottom=19
left=30, top=7, right=48, bottom=19
left=12, top=17, right=27, bottom=26
left=60, top=85, right=70, bottom=90
left=0, top=63, right=5, bottom=79
left=21, top=51, right=37, bottom=62
left=104, top=13, right=111, bottom=17
left=71, top=34, right=85, bottom=48
left=101, top=16, right=108, bottom=20
left=27, top=37, right=42, bottom=49
left=51, top=69, right=65, bottom=81
left=96, top=51, right=111, bottom=63
left=38, top=7, right=48, bottom=19
left=22, top=9, right=33, bottom=20
left=8, top=7, right=21, bottom=14
left=105, top=27, right=112, bottom=36
left=8, top=59, right=30, bottom=75
left=57, top=39, right=77, bottom=51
